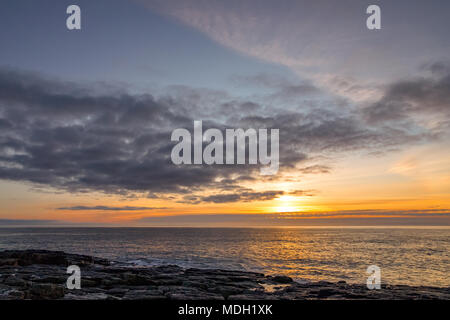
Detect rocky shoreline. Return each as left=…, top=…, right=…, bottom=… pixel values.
left=0, top=250, right=448, bottom=300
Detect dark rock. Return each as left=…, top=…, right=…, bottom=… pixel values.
left=0, top=250, right=110, bottom=267
left=3, top=275, right=27, bottom=287
left=107, top=288, right=129, bottom=295
left=121, top=273, right=156, bottom=286
left=271, top=275, right=293, bottom=284
left=27, top=283, right=65, bottom=299
left=8, top=290, right=26, bottom=299
left=318, top=288, right=340, bottom=298
left=211, top=285, right=244, bottom=298
left=0, top=259, right=19, bottom=266
left=81, top=279, right=98, bottom=287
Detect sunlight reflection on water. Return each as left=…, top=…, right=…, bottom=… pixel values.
left=0, top=227, right=448, bottom=287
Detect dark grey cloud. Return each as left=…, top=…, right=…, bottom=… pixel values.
left=363, top=66, right=450, bottom=124
left=0, top=67, right=225, bottom=197
left=200, top=190, right=284, bottom=204
left=180, top=187, right=319, bottom=204
left=421, top=61, right=450, bottom=77
left=0, top=219, right=61, bottom=226
left=235, top=109, right=425, bottom=166
left=0, top=67, right=438, bottom=202
left=57, top=205, right=170, bottom=211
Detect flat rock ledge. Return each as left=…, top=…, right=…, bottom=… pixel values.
left=0, top=250, right=448, bottom=300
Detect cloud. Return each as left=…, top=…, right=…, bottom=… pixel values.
left=0, top=219, right=61, bottom=226
left=288, top=189, right=316, bottom=196
left=231, top=73, right=320, bottom=101
left=421, top=61, right=450, bottom=77
left=297, top=165, right=330, bottom=174
left=278, top=209, right=450, bottom=218
left=199, top=190, right=284, bottom=203
left=139, top=0, right=450, bottom=103
left=135, top=210, right=450, bottom=226
left=2, top=209, right=448, bottom=227
left=0, top=67, right=227, bottom=197
left=363, top=68, right=450, bottom=124
left=57, top=205, right=170, bottom=211
left=0, top=67, right=438, bottom=202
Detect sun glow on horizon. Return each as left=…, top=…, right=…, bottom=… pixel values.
left=273, top=195, right=300, bottom=213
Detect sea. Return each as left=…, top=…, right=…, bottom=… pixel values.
left=0, top=227, right=448, bottom=287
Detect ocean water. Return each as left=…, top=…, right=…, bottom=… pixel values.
left=0, top=227, right=448, bottom=287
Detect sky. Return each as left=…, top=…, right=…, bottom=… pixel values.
left=0, top=0, right=449, bottom=226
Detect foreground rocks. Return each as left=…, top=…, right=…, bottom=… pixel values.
left=0, top=250, right=448, bottom=300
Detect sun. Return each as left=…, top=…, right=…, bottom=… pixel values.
left=273, top=195, right=299, bottom=213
